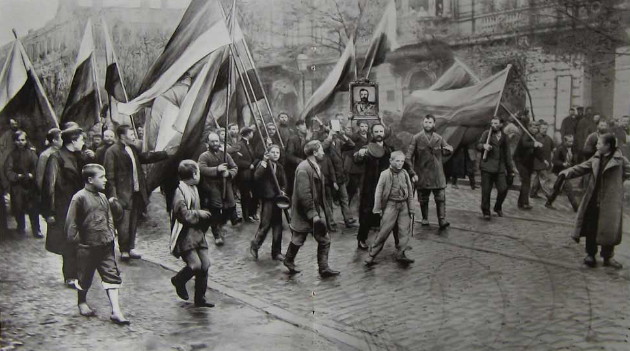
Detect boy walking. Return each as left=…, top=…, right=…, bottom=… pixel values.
left=65, top=164, right=129, bottom=324
left=170, top=160, right=215, bottom=308
left=365, top=151, right=415, bottom=266
left=250, top=145, right=287, bottom=261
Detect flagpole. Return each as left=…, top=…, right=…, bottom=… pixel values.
left=232, top=47, right=268, bottom=147
left=102, top=28, right=113, bottom=137
left=501, top=104, right=537, bottom=142
left=222, top=0, right=237, bottom=200
left=492, top=64, right=511, bottom=117
left=12, top=33, right=59, bottom=128
left=101, top=16, right=138, bottom=136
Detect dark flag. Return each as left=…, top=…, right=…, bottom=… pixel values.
left=360, top=0, right=399, bottom=77
left=60, top=19, right=100, bottom=130
left=298, top=39, right=356, bottom=124
left=0, top=39, right=58, bottom=151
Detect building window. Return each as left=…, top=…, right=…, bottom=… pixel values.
left=387, top=90, right=395, bottom=102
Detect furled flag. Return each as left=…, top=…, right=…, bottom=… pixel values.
left=360, top=0, right=400, bottom=77
left=101, top=16, right=134, bottom=128
left=400, top=64, right=511, bottom=152
left=0, top=39, right=58, bottom=151
left=60, top=19, right=100, bottom=130
left=299, top=39, right=356, bottom=124
left=117, top=0, right=231, bottom=116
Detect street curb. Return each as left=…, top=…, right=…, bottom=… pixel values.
left=140, top=257, right=374, bottom=351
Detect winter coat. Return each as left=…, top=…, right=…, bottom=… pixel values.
left=230, top=139, right=259, bottom=182
left=254, top=160, right=286, bottom=199
left=477, top=130, right=515, bottom=174
left=198, top=149, right=238, bottom=209
left=564, top=150, right=630, bottom=246
left=322, top=134, right=354, bottom=184
left=103, top=142, right=168, bottom=209
left=5, top=147, right=39, bottom=213
left=42, top=147, right=85, bottom=255
left=533, top=134, right=554, bottom=171
left=290, top=159, right=332, bottom=233
left=354, top=142, right=393, bottom=216
left=405, top=130, right=450, bottom=189
left=344, top=133, right=368, bottom=175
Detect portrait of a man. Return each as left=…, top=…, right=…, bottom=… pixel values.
left=351, top=83, right=379, bottom=117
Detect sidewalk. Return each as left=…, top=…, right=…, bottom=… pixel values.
left=0, top=234, right=351, bottom=351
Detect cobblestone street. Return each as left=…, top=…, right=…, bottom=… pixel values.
left=2, top=186, right=629, bottom=350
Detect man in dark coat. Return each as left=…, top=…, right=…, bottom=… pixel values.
left=513, top=121, right=544, bottom=210
left=406, top=115, right=453, bottom=229
left=322, top=128, right=356, bottom=228
left=94, top=129, right=116, bottom=165
left=575, top=113, right=599, bottom=162
left=345, top=120, right=369, bottom=204
left=198, top=132, right=238, bottom=246
left=283, top=140, right=340, bottom=278
left=285, top=120, right=311, bottom=196
left=354, top=124, right=393, bottom=250
left=103, top=124, right=169, bottom=260
left=530, top=121, right=554, bottom=199
left=560, top=133, right=630, bottom=269
left=582, top=119, right=609, bottom=160
left=560, top=108, right=579, bottom=146
left=230, top=126, right=260, bottom=222
left=545, top=134, right=579, bottom=211
left=5, top=130, right=41, bottom=238
left=36, top=128, right=62, bottom=193
left=477, top=117, right=516, bottom=219
left=42, top=128, right=86, bottom=286
left=276, top=112, right=295, bottom=148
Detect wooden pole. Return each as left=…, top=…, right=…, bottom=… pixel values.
left=501, top=104, right=537, bottom=142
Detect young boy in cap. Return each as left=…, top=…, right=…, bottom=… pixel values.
left=365, top=151, right=415, bottom=266
left=65, top=164, right=129, bottom=324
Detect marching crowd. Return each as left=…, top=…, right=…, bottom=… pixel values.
left=0, top=106, right=628, bottom=325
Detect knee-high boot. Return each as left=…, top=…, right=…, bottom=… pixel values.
left=194, top=270, right=214, bottom=307
left=283, top=243, right=301, bottom=274
left=437, top=201, right=450, bottom=229
left=171, top=266, right=194, bottom=301
left=317, top=243, right=340, bottom=278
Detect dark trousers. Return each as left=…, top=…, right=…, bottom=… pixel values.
left=251, top=199, right=283, bottom=256
left=546, top=177, right=579, bottom=209
left=346, top=174, right=362, bottom=205
left=117, top=192, right=142, bottom=253
left=480, top=171, right=508, bottom=215
left=583, top=205, right=615, bottom=259
left=358, top=211, right=380, bottom=242
left=208, top=206, right=235, bottom=239
left=516, top=163, right=532, bottom=206
left=77, top=242, right=122, bottom=291
left=62, top=246, right=78, bottom=281
left=14, top=207, right=40, bottom=234
left=238, top=179, right=258, bottom=219
left=0, top=193, right=7, bottom=232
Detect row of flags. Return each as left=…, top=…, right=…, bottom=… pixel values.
left=0, top=0, right=512, bottom=191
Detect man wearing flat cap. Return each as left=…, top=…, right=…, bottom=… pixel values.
left=230, top=126, right=260, bottom=222
left=283, top=140, right=340, bottom=278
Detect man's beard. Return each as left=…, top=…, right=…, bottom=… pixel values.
left=361, top=98, right=368, bottom=103
left=279, top=121, right=287, bottom=126
left=491, top=126, right=501, bottom=132
left=598, top=129, right=608, bottom=134
left=105, top=140, right=114, bottom=146
left=210, top=145, right=220, bottom=152
left=372, top=135, right=383, bottom=142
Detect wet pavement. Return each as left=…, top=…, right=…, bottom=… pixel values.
left=1, top=184, right=629, bottom=350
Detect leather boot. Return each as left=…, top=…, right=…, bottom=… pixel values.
left=317, top=243, right=340, bottom=278
left=283, top=243, right=301, bottom=274
left=171, top=266, right=194, bottom=301
left=420, top=201, right=429, bottom=226
left=437, top=201, right=450, bottom=229
left=194, top=271, right=214, bottom=307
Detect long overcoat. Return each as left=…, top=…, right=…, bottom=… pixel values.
left=564, top=150, right=630, bottom=246
left=405, top=130, right=450, bottom=190
left=6, top=147, right=39, bottom=214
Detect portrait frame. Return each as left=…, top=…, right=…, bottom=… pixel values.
left=349, top=80, right=379, bottom=120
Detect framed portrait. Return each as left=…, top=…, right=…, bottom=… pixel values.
left=350, top=81, right=379, bottom=119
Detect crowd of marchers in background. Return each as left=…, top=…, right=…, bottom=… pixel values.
left=0, top=106, right=628, bottom=323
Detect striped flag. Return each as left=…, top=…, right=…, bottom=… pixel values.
left=360, top=0, right=399, bottom=77
left=118, top=0, right=230, bottom=116
left=299, top=39, right=356, bottom=123
left=0, top=39, right=58, bottom=151
left=60, top=19, right=100, bottom=130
